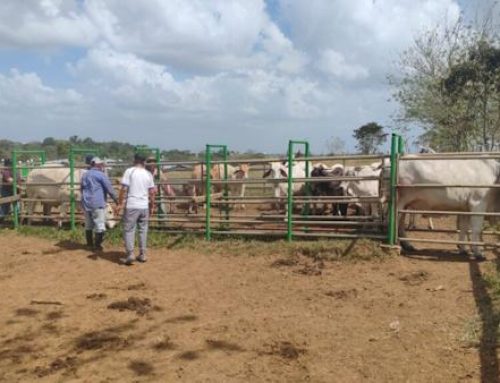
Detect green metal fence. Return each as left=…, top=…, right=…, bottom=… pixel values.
left=7, top=138, right=401, bottom=245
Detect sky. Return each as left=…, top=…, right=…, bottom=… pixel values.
left=0, top=0, right=496, bottom=153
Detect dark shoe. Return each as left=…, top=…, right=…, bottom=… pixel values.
left=85, top=230, right=94, bottom=249
left=94, top=232, right=105, bottom=251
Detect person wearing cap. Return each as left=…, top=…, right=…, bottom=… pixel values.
left=0, top=159, right=14, bottom=220
left=80, top=157, right=118, bottom=250
left=116, top=154, right=156, bottom=265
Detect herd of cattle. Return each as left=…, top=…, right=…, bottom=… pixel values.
left=18, top=153, right=500, bottom=259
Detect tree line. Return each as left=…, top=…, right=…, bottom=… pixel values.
left=0, top=136, right=272, bottom=162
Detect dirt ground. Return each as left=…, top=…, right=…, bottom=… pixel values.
left=0, top=230, right=499, bottom=383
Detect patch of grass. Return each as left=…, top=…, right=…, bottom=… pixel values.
left=459, top=315, right=481, bottom=348
left=484, top=267, right=500, bottom=298
left=2, top=226, right=389, bottom=261
left=480, top=264, right=500, bottom=344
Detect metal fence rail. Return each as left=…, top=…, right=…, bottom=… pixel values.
left=0, top=138, right=391, bottom=245
left=395, top=136, right=500, bottom=252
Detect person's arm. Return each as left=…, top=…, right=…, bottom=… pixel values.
left=149, top=187, right=156, bottom=215
left=115, top=169, right=130, bottom=214
left=116, top=185, right=127, bottom=213
left=100, top=174, right=118, bottom=204
left=80, top=173, right=85, bottom=194
left=148, top=173, right=156, bottom=215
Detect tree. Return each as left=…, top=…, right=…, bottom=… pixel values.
left=42, top=137, right=56, bottom=146
left=353, top=122, right=387, bottom=154
left=69, top=135, right=80, bottom=145
left=390, top=7, right=500, bottom=151
left=325, top=136, right=346, bottom=155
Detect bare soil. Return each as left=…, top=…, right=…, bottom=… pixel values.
left=0, top=229, right=499, bottom=382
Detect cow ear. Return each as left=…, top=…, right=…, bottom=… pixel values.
left=263, top=169, right=272, bottom=178
left=280, top=169, right=288, bottom=178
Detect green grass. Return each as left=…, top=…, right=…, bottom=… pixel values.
left=484, top=265, right=500, bottom=298
left=1, top=226, right=389, bottom=262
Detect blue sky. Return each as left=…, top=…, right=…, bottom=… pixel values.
left=0, top=0, right=496, bottom=153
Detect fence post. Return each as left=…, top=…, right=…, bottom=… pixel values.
left=69, top=148, right=76, bottom=232
left=304, top=142, right=311, bottom=216
left=222, top=146, right=230, bottom=226
left=205, top=145, right=212, bottom=240
left=387, top=134, right=399, bottom=245
left=12, top=151, right=19, bottom=229
left=287, top=140, right=294, bottom=242
left=398, top=135, right=405, bottom=155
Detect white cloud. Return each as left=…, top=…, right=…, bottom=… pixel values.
left=0, top=68, right=83, bottom=110
left=316, top=49, right=369, bottom=80
left=278, top=0, right=460, bottom=81
left=0, top=0, right=97, bottom=48
left=0, top=0, right=468, bottom=151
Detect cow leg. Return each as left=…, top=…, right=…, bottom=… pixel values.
left=58, top=202, right=67, bottom=229
left=457, top=215, right=469, bottom=256
left=470, top=213, right=486, bottom=261
left=407, top=214, right=416, bottom=230
left=239, top=184, right=246, bottom=210
left=399, top=213, right=416, bottom=252
left=427, top=217, right=434, bottom=230
left=43, top=204, right=51, bottom=224
left=188, top=184, right=197, bottom=214
left=27, top=201, right=35, bottom=226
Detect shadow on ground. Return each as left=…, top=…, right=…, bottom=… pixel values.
left=408, top=246, right=499, bottom=382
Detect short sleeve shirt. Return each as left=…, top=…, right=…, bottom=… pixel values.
left=121, top=167, right=155, bottom=210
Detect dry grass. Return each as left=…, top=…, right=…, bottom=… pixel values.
left=3, top=226, right=388, bottom=262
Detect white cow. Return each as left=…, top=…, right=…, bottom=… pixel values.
left=187, top=163, right=250, bottom=213
left=341, top=164, right=382, bottom=217
left=397, top=158, right=500, bottom=259
left=211, top=164, right=250, bottom=209
left=263, top=162, right=307, bottom=195
left=263, top=161, right=308, bottom=211
left=25, top=164, right=116, bottom=229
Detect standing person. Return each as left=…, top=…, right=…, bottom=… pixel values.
left=116, top=154, right=156, bottom=265
left=0, top=159, right=14, bottom=221
left=81, top=157, right=118, bottom=250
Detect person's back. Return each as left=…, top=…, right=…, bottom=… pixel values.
left=117, top=154, right=156, bottom=265
left=121, top=167, right=154, bottom=210
left=81, top=168, right=114, bottom=211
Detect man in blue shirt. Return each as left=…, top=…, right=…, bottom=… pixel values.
left=81, top=157, right=118, bottom=250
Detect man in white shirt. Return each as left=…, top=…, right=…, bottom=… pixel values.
left=116, top=154, right=156, bottom=265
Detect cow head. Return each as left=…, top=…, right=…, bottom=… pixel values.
left=233, top=164, right=250, bottom=179
left=340, top=168, right=357, bottom=196
left=263, top=162, right=287, bottom=179
left=105, top=203, right=117, bottom=229
left=263, top=162, right=287, bottom=199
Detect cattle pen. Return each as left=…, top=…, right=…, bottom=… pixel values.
left=2, top=134, right=500, bottom=254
